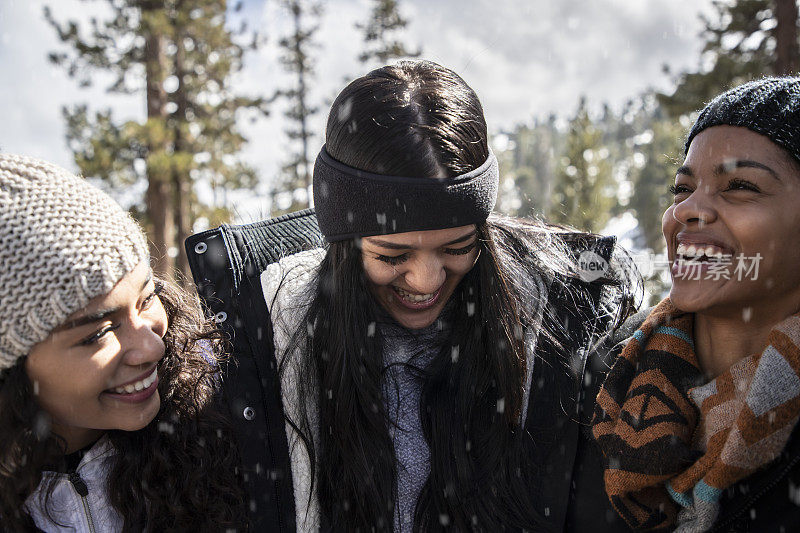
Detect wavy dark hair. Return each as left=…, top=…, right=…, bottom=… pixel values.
left=0, top=277, right=245, bottom=532
left=284, top=60, right=639, bottom=531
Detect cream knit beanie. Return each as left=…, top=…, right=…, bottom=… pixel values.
left=0, top=153, right=149, bottom=371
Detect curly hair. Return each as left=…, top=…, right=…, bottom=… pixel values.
left=0, top=278, right=246, bottom=532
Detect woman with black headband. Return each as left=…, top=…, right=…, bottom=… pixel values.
left=206, top=60, right=640, bottom=531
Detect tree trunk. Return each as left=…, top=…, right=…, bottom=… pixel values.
left=774, top=0, right=799, bottom=75
left=292, top=3, right=311, bottom=198
left=172, top=8, right=192, bottom=282
left=143, top=12, right=175, bottom=278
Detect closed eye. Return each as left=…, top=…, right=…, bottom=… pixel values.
left=80, top=324, right=121, bottom=346
left=444, top=240, right=478, bottom=256
left=374, top=240, right=478, bottom=264
left=376, top=253, right=409, bottom=265
left=140, top=281, right=163, bottom=311
left=725, top=178, right=760, bottom=193
left=669, top=184, right=692, bottom=196
left=77, top=282, right=163, bottom=347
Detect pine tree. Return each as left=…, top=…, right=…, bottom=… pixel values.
left=599, top=94, right=683, bottom=305
left=272, top=0, right=321, bottom=214
left=357, top=0, right=421, bottom=65
left=549, top=98, right=615, bottom=233
left=496, top=116, right=560, bottom=218
left=624, top=98, right=685, bottom=252
left=45, top=0, right=268, bottom=278
left=660, top=0, right=799, bottom=117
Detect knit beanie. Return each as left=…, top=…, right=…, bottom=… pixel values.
left=0, top=153, right=149, bottom=371
left=686, top=76, right=800, bottom=164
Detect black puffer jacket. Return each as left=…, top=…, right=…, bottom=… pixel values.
left=186, top=209, right=635, bottom=532
left=570, top=309, right=800, bottom=533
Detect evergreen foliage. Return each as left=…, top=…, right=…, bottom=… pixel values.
left=357, top=0, right=421, bottom=64
left=495, top=116, right=559, bottom=219
left=659, top=0, right=799, bottom=117
left=45, top=0, right=268, bottom=278
left=272, top=0, right=322, bottom=215
left=549, top=98, right=615, bottom=233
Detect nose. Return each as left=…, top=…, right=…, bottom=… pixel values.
left=121, top=307, right=167, bottom=367
left=403, top=254, right=446, bottom=294
left=671, top=188, right=718, bottom=227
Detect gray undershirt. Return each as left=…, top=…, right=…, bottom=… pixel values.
left=377, top=271, right=545, bottom=532
left=380, top=312, right=450, bottom=533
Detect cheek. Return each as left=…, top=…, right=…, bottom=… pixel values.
left=26, top=349, right=61, bottom=399
left=731, top=210, right=783, bottom=253
left=747, top=214, right=800, bottom=273
left=151, top=299, right=169, bottom=338
left=662, top=205, right=677, bottom=240
left=361, top=257, right=399, bottom=287
left=28, top=345, right=113, bottom=402
left=27, top=358, right=82, bottom=421
left=445, top=252, right=479, bottom=278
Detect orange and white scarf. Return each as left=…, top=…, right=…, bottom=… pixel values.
left=592, top=298, right=800, bottom=531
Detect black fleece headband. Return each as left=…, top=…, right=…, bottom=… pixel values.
left=312, top=146, right=498, bottom=242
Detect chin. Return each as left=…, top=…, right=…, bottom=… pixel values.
left=669, top=287, right=708, bottom=313
left=392, top=309, right=440, bottom=330
left=669, top=282, right=764, bottom=318
left=122, top=395, right=161, bottom=432
left=668, top=273, right=736, bottom=311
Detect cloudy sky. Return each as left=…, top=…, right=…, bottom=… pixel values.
left=0, top=0, right=712, bottom=221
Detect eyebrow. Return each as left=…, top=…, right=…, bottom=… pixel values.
left=676, top=160, right=780, bottom=181
left=56, top=272, right=153, bottom=332
left=365, top=230, right=477, bottom=250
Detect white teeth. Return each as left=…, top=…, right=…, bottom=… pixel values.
left=112, top=368, right=157, bottom=395
left=394, top=287, right=435, bottom=302
left=676, top=243, right=729, bottom=260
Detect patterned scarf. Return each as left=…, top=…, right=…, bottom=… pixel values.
left=592, top=298, right=800, bottom=531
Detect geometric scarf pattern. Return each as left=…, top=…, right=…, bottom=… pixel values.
left=592, top=298, right=800, bottom=531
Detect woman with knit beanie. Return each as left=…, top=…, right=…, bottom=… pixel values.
left=592, top=77, right=800, bottom=531
left=237, top=59, right=642, bottom=531
left=0, top=154, right=244, bottom=531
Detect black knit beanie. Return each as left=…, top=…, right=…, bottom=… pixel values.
left=686, top=77, right=800, bottom=165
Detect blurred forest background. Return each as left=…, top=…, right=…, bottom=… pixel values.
left=4, top=0, right=799, bottom=296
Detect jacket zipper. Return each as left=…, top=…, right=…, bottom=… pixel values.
left=711, top=452, right=800, bottom=532
left=68, top=471, right=97, bottom=533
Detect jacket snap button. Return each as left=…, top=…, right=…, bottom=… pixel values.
left=243, top=407, right=255, bottom=420
left=194, top=241, right=208, bottom=254
left=215, top=311, right=228, bottom=323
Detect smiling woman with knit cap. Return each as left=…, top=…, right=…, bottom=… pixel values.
left=244, top=60, right=642, bottom=532
left=592, top=77, right=800, bottom=531
left=0, top=154, right=244, bottom=531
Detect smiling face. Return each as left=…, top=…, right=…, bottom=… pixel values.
left=25, top=262, right=168, bottom=452
left=662, top=125, right=800, bottom=321
left=360, top=225, right=480, bottom=329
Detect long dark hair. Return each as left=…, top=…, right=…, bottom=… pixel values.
left=0, top=278, right=245, bottom=532
left=285, top=60, right=638, bottom=531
